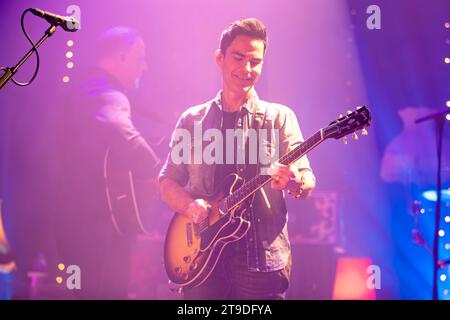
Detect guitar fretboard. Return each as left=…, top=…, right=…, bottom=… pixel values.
left=223, top=129, right=324, bottom=211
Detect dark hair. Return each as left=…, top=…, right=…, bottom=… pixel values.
left=96, top=26, right=140, bottom=60
left=219, top=18, right=268, bottom=55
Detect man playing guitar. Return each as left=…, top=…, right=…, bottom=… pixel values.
left=56, top=27, right=159, bottom=299
left=159, top=18, right=316, bottom=300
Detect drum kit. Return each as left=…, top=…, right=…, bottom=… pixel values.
left=411, top=186, right=450, bottom=270
left=381, top=107, right=450, bottom=299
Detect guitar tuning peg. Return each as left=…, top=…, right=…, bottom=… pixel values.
left=347, top=110, right=352, bottom=115
left=356, top=106, right=363, bottom=110
left=343, top=136, right=348, bottom=145
left=339, top=114, right=344, bottom=119
left=352, top=132, right=358, bottom=140
left=361, top=128, right=368, bottom=136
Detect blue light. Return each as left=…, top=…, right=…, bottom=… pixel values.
left=422, top=190, right=450, bottom=202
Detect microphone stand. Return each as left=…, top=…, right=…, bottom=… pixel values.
left=0, top=25, right=57, bottom=91
left=416, top=109, right=450, bottom=300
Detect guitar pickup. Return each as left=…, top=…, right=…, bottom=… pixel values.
left=186, top=223, right=193, bottom=247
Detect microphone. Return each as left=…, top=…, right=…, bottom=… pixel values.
left=30, top=8, right=80, bottom=32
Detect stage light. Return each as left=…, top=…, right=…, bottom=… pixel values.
left=446, top=101, right=450, bottom=107
left=439, top=229, right=445, bottom=237
left=445, top=243, right=450, bottom=250
left=332, top=258, right=376, bottom=300
left=444, top=289, right=449, bottom=295
left=67, top=40, right=74, bottom=47
left=66, top=51, right=74, bottom=59
left=422, top=189, right=450, bottom=201
left=440, top=274, right=447, bottom=282
left=446, top=114, right=450, bottom=121
left=66, top=61, right=74, bottom=69
left=62, top=76, right=70, bottom=83
left=420, top=208, right=425, bottom=214
left=445, top=22, right=450, bottom=29
left=445, top=57, right=450, bottom=64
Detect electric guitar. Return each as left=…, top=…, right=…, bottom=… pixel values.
left=164, top=106, right=371, bottom=289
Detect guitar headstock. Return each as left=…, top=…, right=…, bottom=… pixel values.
left=323, top=106, right=371, bottom=143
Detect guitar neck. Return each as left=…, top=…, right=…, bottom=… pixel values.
left=224, top=129, right=325, bottom=211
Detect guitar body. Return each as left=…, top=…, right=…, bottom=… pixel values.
left=104, top=147, right=161, bottom=236
left=164, top=174, right=251, bottom=288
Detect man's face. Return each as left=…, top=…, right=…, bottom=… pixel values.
left=216, top=35, right=265, bottom=95
left=121, top=37, right=148, bottom=89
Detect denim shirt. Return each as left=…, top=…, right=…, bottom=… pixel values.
left=159, top=91, right=313, bottom=272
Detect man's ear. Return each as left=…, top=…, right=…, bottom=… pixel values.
left=215, top=49, right=223, bottom=68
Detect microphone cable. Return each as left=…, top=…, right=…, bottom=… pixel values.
left=10, top=8, right=40, bottom=87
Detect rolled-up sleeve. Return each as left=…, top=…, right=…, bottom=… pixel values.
left=158, top=114, right=189, bottom=187
left=280, top=108, right=313, bottom=176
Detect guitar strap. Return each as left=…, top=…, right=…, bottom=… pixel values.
left=243, top=102, right=268, bottom=206
left=233, top=103, right=268, bottom=257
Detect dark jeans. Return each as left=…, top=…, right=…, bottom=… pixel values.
left=184, top=244, right=291, bottom=300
